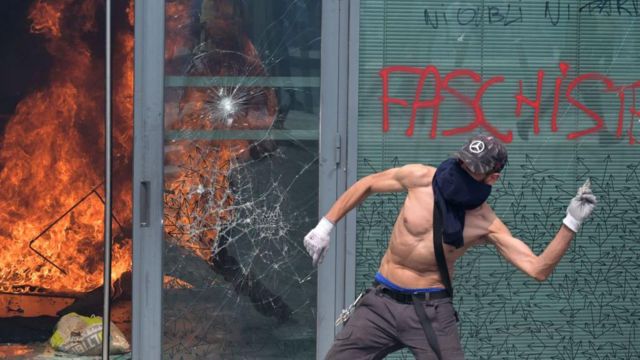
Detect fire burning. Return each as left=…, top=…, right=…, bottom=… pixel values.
left=0, top=0, right=278, bottom=299
left=0, top=0, right=134, bottom=295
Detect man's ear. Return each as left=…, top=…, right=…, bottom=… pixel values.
left=485, top=172, right=500, bottom=185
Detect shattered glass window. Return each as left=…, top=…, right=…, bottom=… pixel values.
left=162, top=0, right=321, bottom=358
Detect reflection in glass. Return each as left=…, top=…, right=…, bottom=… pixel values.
left=162, top=0, right=320, bottom=358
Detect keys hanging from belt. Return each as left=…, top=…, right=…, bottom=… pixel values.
left=335, top=292, right=365, bottom=327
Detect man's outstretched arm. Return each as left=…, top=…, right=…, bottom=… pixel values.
left=304, top=164, right=434, bottom=266
left=486, top=180, right=597, bottom=281
left=325, top=164, right=432, bottom=223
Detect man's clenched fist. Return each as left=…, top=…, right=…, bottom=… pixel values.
left=304, top=217, right=335, bottom=266
left=563, top=179, right=597, bottom=233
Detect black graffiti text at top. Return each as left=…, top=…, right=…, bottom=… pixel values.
left=422, top=1, right=640, bottom=30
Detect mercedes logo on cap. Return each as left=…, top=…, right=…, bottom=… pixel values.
left=469, top=140, right=485, bottom=154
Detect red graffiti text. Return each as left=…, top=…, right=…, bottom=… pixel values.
left=380, top=62, right=639, bottom=144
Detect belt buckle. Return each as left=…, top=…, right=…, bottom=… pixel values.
left=412, top=291, right=427, bottom=301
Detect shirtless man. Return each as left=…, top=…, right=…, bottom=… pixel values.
left=303, top=135, right=597, bottom=360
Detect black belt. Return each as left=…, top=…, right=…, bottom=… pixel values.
left=373, top=281, right=449, bottom=304
left=373, top=281, right=447, bottom=359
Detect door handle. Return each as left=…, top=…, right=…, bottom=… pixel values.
left=140, top=181, right=150, bottom=227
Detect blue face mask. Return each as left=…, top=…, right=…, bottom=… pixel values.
left=432, top=158, right=492, bottom=248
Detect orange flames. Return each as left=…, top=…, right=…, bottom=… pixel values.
left=0, top=0, right=134, bottom=294
left=0, top=0, right=278, bottom=297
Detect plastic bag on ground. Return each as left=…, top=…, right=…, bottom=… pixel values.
left=49, top=312, right=130, bottom=356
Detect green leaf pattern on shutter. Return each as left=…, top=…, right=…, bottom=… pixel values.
left=357, top=1, right=640, bottom=358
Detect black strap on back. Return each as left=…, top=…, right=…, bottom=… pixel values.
left=433, top=202, right=453, bottom=298
left=406, top=202, right=453, bottom=360
left=412, top=294, right=443, bottom=360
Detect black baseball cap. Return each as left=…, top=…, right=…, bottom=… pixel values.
left=453, top=134, right=508, bottom=175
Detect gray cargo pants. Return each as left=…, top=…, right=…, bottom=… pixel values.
left=325, top=287, right=464, bottom=360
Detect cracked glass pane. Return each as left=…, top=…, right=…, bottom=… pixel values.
left=162, top=0, right=320, bottom=358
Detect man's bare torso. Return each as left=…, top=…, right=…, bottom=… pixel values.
left=378, top=166, right=494, bottom=289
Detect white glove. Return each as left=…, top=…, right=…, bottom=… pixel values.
left=303, top=217, right=335, bottom=266
left=563, top=179, right=597, bottom=232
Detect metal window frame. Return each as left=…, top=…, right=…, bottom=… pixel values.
left=345, top=0, right=360, bottom=330
left=316, top=0, right=359, bottom=358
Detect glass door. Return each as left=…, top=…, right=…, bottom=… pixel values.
left=161, top=0, right=321, bottom=358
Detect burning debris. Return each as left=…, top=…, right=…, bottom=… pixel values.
left=0, top=0, right=134, bottom=296
left=1, top=0, right=307, bottom=350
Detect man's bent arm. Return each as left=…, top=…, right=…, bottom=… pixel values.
left=304, top=164, right=433, bottom=266
left=486, top=180, right=596, bottom=281
left=487, top=218, right=575, bottom=282
left=324, top=164, right=433, bottom=224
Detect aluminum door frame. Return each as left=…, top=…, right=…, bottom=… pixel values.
left=132, top=0, right=164, bottom=359
left=131, top=0, right=349, bottom=359
left=317, top=0, right=359, bottom=358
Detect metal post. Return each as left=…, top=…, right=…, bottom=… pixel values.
left=317, top=0, right=342, bottom=357
left=133, top=0, right=165, bottom=356
left=102, top=0, right=113, bottom=358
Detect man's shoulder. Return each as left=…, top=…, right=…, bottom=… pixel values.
left=468, top=203, right=511, bottom=234
left=476, top=202, right=498, bottom=218
left=400, top=163, right=436, bottom=176
left=466, top=203, right=500, bottom=224
left=464, top=203, right=507, bottom=244
left=397, top=164, right=436, bottom=187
